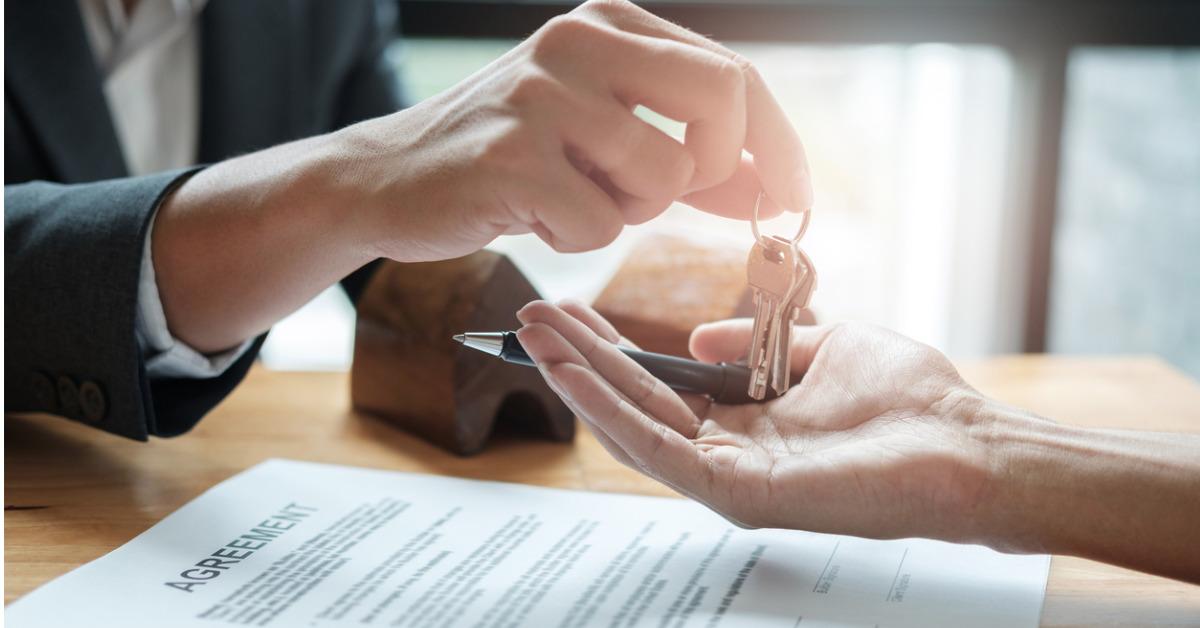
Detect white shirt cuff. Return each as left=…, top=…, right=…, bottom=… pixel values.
left=136, top=208, right=253, bottom=379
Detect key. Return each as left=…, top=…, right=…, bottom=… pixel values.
left=746, top=236, right=799, bottom=400
left=768, top=245, right=818, bottom=396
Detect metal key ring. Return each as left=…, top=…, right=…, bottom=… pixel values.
left=750, top=191, right=811, bottom=247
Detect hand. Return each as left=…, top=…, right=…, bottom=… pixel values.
left=152, top=0, right=811, bottom=353
left=515, top=300, right=993, bottom=543
left=335, top=0, right=811, bottom=260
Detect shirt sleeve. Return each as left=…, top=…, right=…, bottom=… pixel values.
left=135, top=206, right=254, bottom=379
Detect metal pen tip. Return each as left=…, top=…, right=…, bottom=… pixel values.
left=451, top=334, right=466, bottom=344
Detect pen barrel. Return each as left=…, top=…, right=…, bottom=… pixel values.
left=498, top=333, right=770, bottom=405
left=708, top=363, right=766, bottom=405
left=617, top=350, right=770, bottom=404
left=616, top=349, right=725, bottom=399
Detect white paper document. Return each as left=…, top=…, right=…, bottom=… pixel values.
left=7, top=459, right=1049, bottom=627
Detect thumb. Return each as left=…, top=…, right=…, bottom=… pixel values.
left=688, top=319, right=755, bottom=364
left=689, top=319, right=835, bottom=374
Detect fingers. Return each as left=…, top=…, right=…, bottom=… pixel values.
left=577, top=0, right=813, bottom=212
left=523, top=329, right=639, bottom=469
left=558, top=299, right=712, bottom=415
left=689, top=319, right=835, bottom=376
left=561, top=97, right=695, bottom=222
left=680, top=155, right=785, bottom=220
left=533, top=14, right=745, bottom=198
left=517, top=301, right=700, bottom=437
left=516, top=320, right=708, bottom=502
left=556, top=299, right=621, bottom=344
left=542, top=360, right=710, bottom=495
left=594, top=32, right=747, bottom=193
left=688, top=318, right=754, bottom=364
left=525, top=161, right=625, bottom=253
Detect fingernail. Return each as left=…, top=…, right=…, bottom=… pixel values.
left=790, top=170, right=814, bottom=213
left=516, top=300, right=542, bottom=323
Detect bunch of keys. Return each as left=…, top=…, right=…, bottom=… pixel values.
left=746, top=192, right=817, bottom=400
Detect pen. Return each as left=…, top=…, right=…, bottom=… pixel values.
left=453, top=331, right=776, bottom=405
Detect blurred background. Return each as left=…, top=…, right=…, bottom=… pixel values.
left=261, top=0, right=1200, bottom=379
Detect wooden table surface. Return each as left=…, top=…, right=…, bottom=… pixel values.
left=6, top=356, right=1200, bottom=625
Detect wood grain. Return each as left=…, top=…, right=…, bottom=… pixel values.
left=6, top=357, right=1200, bottom=625
left=591, top=232, right=756, bottom=357
left=350, top=252, right=573, bottom=454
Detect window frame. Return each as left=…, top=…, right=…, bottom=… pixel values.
left=397, top=0, right=1200, bottom=352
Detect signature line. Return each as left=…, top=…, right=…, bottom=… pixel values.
left=885, top=547, right=909, bottom=601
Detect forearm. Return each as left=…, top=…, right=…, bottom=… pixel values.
left=152, top=133, right=375, bottom=353
left=971, top=400, right=1200, bottom=582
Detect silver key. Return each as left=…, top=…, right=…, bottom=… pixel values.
left=769, top=245, right=818, bottom=395
left=746, top=236, right=799, bottom=400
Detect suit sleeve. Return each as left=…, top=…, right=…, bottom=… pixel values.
left=4, top=170, right=265, bottom=440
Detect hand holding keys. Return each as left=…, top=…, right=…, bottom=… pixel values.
left=746, top=193, right=817, bottom=400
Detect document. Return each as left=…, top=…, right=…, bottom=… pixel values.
left=7, top=459, right=1049, bottom=627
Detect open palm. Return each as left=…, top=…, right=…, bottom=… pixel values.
left=517, top=300, right=991, bottom=544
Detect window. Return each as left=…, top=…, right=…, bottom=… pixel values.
left=1049, top=49, right=1200, bottom=377
left=260, top=5, right=1199, bottom=377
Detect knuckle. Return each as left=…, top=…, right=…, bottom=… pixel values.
left=578, top=0, right=632, bottom=18
left=578, top=329, right=603, bottom=359
left=717, top=56, right=749, bottom=93
left=729, top=52, right=760, bottom=89
left=508, top=70, right=559, bottom=108
left=631, top=369, right=659, bottom=405
left=645, top=422, right=668, bottom=460
left=535, top=14, right=596, bottom=56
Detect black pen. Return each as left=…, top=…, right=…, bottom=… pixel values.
left=453, top=331, right=775, bottom=405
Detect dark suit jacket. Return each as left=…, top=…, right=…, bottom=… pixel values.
left=5, top=0, right=405, bottom=439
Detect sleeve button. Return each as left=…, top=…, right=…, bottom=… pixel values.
left=79, top=381, right=107, bottom=423
left=56, top=376, right=80, bottom=417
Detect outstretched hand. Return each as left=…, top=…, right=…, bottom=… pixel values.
left=516, top=300, right=994, bottom=544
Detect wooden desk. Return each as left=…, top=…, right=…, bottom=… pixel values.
left=6, top=356, right=1200, bottom=624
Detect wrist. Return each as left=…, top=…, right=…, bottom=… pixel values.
left=178, top=131, right=378, bottom=266
left=319, top=115, right=430, bottom=262
left=921, top=387, right=1024, bottom=546
left=286, top=131, right=384, bottom=264
left=961, top=399, right=1066, bottom=554
left=969, top=406, right=1200, bottom=579
left=152, top=133, right=379, bottom=351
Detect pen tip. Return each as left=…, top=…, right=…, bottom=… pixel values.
left=452, top=334, right=466, bottom=344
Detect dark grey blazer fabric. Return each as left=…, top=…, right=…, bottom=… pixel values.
left=5, top=0, right=405, bottom=439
